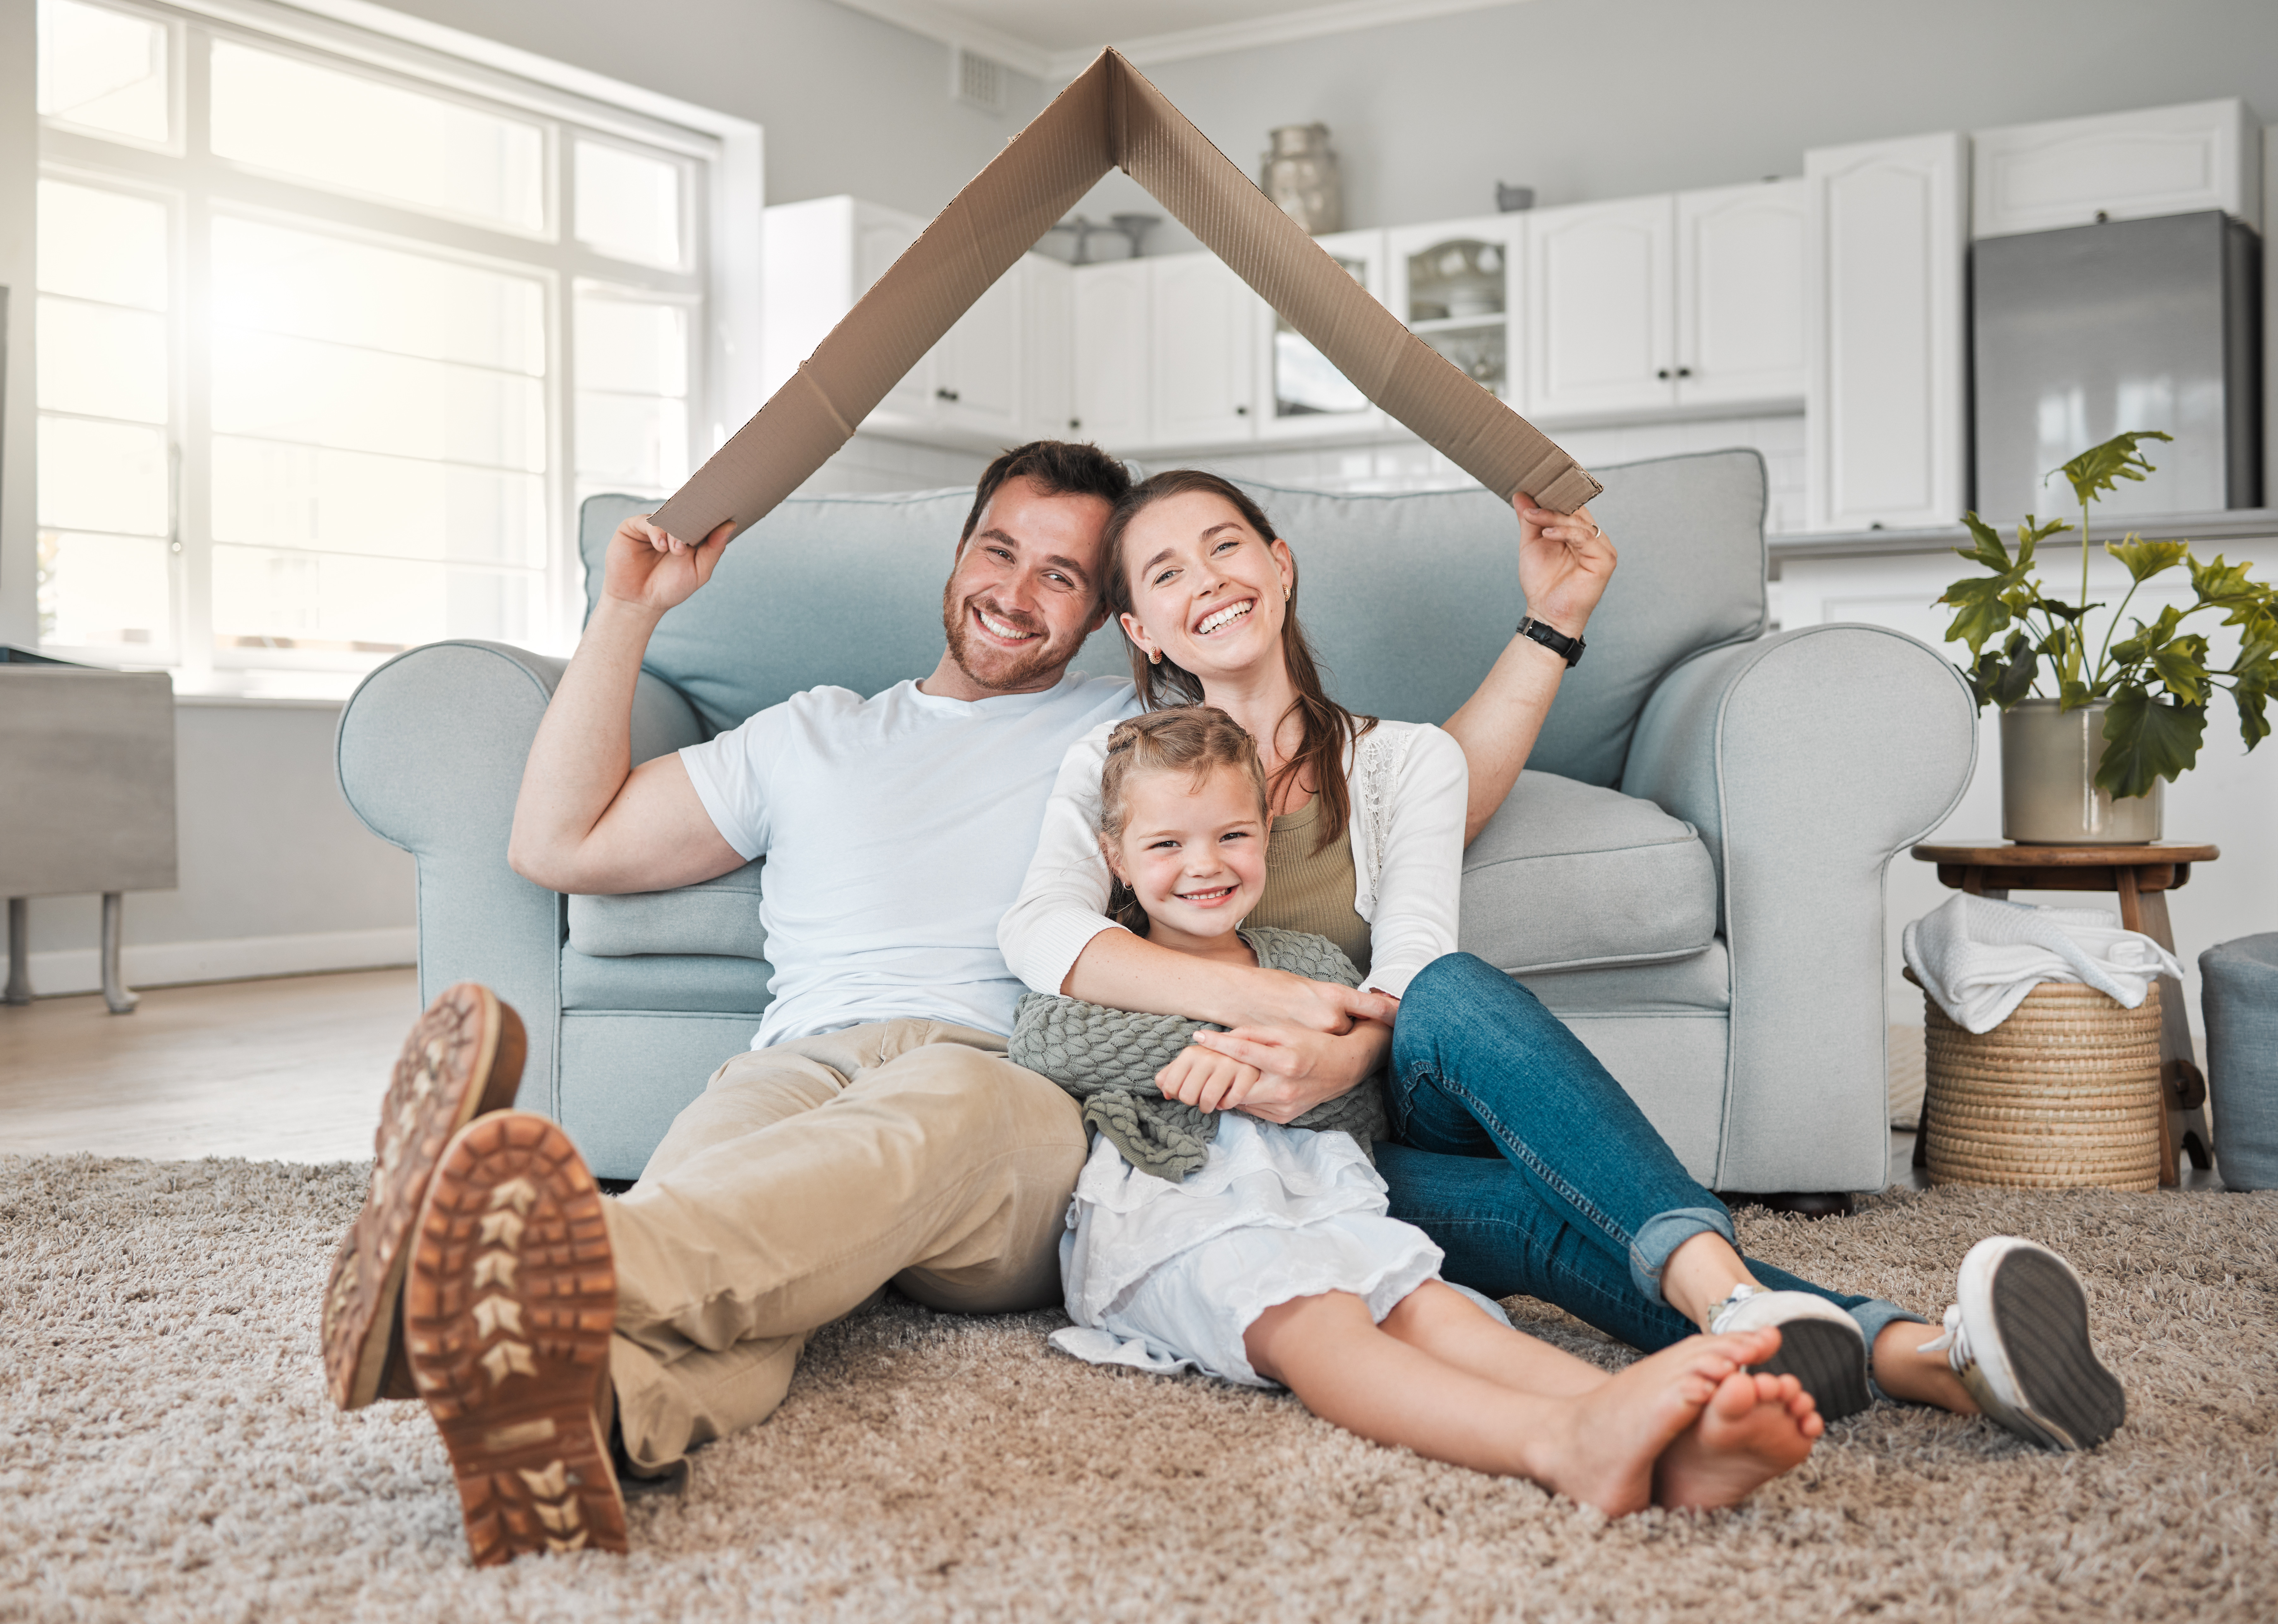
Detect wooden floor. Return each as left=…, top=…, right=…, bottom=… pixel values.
left=0, top=968, right=419, bottom=1163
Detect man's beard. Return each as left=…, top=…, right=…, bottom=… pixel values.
left=940, top=585, right=1069, bottom=692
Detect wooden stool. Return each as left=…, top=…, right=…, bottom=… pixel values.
left=1910, top=842, right=2217, bottom=1186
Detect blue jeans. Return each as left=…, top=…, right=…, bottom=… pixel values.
left=1381, top=953, right=1923, bottom=1387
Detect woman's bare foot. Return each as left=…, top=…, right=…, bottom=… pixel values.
left=1530, top=1329, right=1786, bottom=1516
left=1652, top=1369, right=1821, bottom=1511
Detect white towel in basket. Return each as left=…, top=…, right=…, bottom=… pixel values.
left=1902, top=892, right=2183, bottom=1035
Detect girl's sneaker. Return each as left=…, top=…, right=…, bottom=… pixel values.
left=1706, top=1286, right=1872, bottom=1421
left=1919, top=1236, right=2124, bottom=1451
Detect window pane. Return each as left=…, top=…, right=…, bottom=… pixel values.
left=38, top=180, right=168, bottom=309
left=576, top=295, right=686, bottom=395
left=577, top=394, right=688, bottom=491
left=575, top=140, right=682, bottom=269
left=37, top=295, right=168, bottom=421
left=211, top=329, right=545, bottom=471
left=210, top=41, right=544, bottom=234
left=37, top=531, right=171, bottom=648
left=212, top=437, right=545, bottom=567
left=37, top=0, right=169, bottom=145
left=212, top=546, right=537, bottom=651
left=212, top=217, right=544, bottom=375
left=39, top=416, right=168, bottom=535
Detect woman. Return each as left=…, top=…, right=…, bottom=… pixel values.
left=1001, top=470, right=2125, bottom=1453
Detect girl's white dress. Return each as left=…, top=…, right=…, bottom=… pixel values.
left=1051, top=1114, right=1506, bottom=1385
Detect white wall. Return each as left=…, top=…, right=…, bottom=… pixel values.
left=1065, top=0, right=2278, bottom=255
left=4, top=700, right=417, bottom=994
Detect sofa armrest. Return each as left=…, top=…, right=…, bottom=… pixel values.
left=1621, top=625, right=1976, bottom=1193
left=335, top=640, right=707, bottom=1116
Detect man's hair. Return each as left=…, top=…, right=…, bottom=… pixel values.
left=959, top=441, right=1132, bottom=546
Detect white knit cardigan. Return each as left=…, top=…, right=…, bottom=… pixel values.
left=997, top=716, right=1467, bottom=1001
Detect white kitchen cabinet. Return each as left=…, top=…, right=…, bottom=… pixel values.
left=1526, top=195, right=1674, bottom=417
left=761, top=195, right=926, bottom=416
left=1804, top=132, right=1970, bottom=532
left=1387, top=216, right=1524, bottom=406
left=1676, top=179, right=1806, bottom=408
left=1023, top=255, right=1076, bottom=437
left=1073, top=258, right=1152, bottom=452
left=1255, top=228, right=1387, bottom=441
left=928, top=271, right=1023, bottom=438
left=1150, top=253, right=1256, bottom=447
left=1973, top=99, right=2260, bottom=238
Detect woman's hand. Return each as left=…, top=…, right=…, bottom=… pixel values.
left=1189, top=1016, right=1394, bottom=1123
left=1512, top=491, right=1617, bottom=638
left=1157, top=1045, right=1264, bottom=1114
left=1236, top=965, right=1399, bottom=1035
left=601, top=514, right=738, bottom=616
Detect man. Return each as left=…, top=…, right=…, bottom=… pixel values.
left=320, top=441, right=1408, bottom=1564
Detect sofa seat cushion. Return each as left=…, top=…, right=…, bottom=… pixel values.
left=1459, top=771, right=1716, bottom=975
left=560, top=947, right=773, bottom=1015
left=1520, top=940, right=1730, bottom=1015
left=567, top=861, right=768, bottom=960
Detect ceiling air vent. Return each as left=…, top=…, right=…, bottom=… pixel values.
left=951, top=44, right=1007, bottom=114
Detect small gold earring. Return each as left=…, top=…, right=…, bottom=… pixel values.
left=1282, top=583, right=1291, bottom=601
left=1148, top=650, right=1162, bottom=665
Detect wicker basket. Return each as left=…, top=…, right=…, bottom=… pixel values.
left=1912, top=972, right=2164, bottom=1191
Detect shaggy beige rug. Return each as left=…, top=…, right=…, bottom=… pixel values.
left=1, top=1155, right=2272, bottom=1624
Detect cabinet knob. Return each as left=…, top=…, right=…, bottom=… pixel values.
left=1655, top=368, right=1671, bottom=380
left=935, top=387, right=960, bottom=402
left=1676, top=366, right=1693, bottom=378
left=1069, top=418, right=1081, bottom=430
left=1234, top=404, right=1248, bottom=415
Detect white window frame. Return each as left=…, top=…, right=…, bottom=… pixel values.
left=19, top=0, right=762, bottom=690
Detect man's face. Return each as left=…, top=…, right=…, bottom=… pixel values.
left=938, top=476, right=1112, bottom=695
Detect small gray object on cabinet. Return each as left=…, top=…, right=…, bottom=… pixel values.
left=334, top=450, right=1976, bottom=1188
left=2200, top=933, right=2278, bottom=1190
left=0, top=663, right=179, bottom=1012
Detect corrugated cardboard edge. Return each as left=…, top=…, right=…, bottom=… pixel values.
left=652, top=50, right=1600, bottom=544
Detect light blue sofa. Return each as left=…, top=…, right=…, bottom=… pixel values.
left=336, top=450, right=1975, bottom=1191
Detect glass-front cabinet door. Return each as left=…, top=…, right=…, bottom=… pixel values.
left=1386, top=217, right=1526, bottom=411
left=1254, top=227, right=1386, bottom=441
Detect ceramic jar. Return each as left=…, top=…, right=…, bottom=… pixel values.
left=1261, top=124, right=1342, bottom=235
left=2000, top=698, right=2162, bottom=844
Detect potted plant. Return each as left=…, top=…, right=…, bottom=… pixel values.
left=1938, top=430, right=2277, bottom=844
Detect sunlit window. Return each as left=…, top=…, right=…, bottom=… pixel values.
left=34, top=0, right=714, bottom=693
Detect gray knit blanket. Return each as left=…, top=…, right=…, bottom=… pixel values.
left=1007, top=926, right=1390, bottom=1182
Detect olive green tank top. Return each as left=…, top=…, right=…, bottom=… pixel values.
left=1247, top=794, right=1373, bottom=977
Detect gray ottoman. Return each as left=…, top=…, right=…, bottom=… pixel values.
left=2200, top=934, right=2278, bottom=1191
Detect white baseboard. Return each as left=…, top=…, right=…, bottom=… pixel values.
left=6, top=927, right=417, bottom=997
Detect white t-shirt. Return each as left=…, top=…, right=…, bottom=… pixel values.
left=679, top=670, right=1139, bottom=1049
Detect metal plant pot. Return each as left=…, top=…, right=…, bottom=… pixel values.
left=2000, top=698, right=2162, bottom=844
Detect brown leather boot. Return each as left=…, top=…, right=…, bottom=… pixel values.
left=321, top=983, right=526, bottom=1411
left=405, top=1110, right=626, bottom=1565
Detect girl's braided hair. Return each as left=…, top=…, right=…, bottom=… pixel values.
left=1096, top=705, right=1269, bottom=934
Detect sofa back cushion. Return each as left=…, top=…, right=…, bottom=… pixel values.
left=581, top=447, right=1766, bottom=785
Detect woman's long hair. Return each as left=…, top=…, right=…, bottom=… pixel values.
left=1099, top=470, right=1376, bottom=853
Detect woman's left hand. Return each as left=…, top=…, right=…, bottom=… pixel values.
left=1188, top=1018, right=1393, bottom=1122
left=1512, top=491, right=1617, bottom=637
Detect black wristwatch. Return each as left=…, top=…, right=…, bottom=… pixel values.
left=1517, top=615, right=1585, bottom=668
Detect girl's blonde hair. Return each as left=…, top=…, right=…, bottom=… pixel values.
left=1098, top=706, right=1269, bottom=934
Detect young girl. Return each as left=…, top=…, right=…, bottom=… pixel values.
left=1009, top=707, right=1823, bottom=1516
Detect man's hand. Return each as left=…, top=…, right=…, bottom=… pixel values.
left=1512, top=491, right=1617, bottom=638
left=1156, top=1045, right=1264, bottom=1114
left=1188, top=1016, right=1394, bottom=1124
left=602, top=514, right=738, bottom=616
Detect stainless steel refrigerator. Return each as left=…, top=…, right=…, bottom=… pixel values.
left=1971, top=210, right=2261, bottom=525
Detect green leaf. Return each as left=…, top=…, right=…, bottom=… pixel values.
left=2096, top=690, right=2205, bottom=800
left=1939, top=576, right=2015, bottom=655
left=1993, top=643, right=2040, bottom=709
left=1955, top=512, right=2012, bottom=572
left=2149, top=636, right=2209, bottom=704
left=2233, top=673, right=2271, bottom=751
left=2059, top=677, right=2093, bottom=710
left=2055, top=430, right=2172, bottom=509
left=2189, top=551, right=2265, bottom=610
left=2029, top=596, right=2098, bottom=623
left=2104, top=536, right=2189, bottom=582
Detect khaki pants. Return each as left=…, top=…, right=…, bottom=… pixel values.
left=602, top=1019, right=1085, bottom=1471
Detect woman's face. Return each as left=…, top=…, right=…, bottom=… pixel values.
left=1105, top=762, right=1267, bottom=949
left=1117, top=490, right=1295, bottom=686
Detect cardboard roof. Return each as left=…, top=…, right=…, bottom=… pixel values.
left=650, top=48, right=1601, bottom=544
